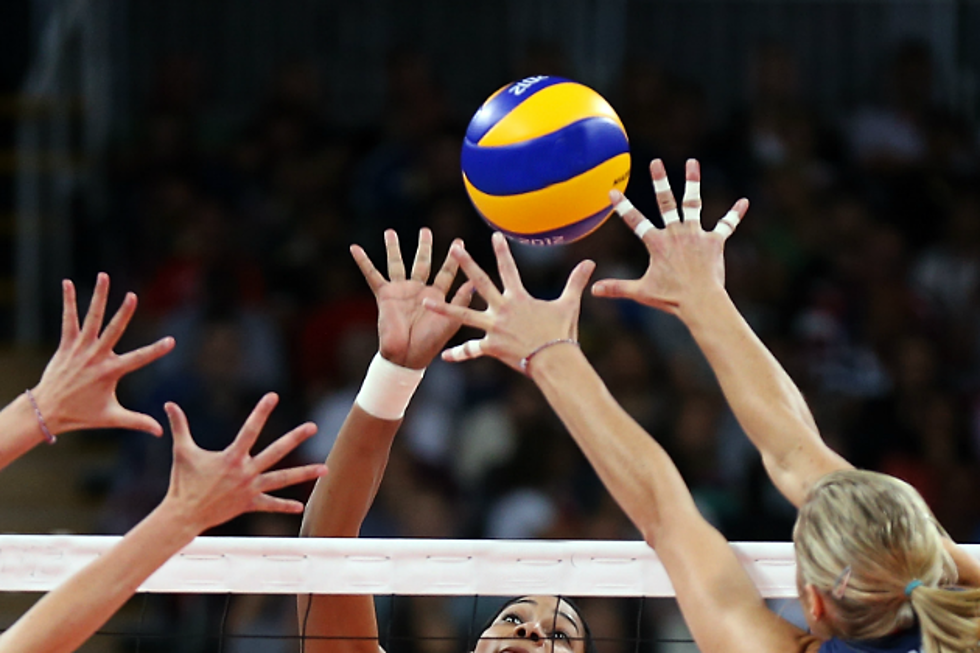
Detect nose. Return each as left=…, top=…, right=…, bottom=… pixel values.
left=515, top=622, right=546, bottom=644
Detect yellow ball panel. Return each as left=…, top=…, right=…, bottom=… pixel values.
left=463, top=153, right=631, bottom=233
left=479, top=83, right=627, bottom=146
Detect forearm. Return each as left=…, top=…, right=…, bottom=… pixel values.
left=0, top=501, right=198, bottom=653
left=0, top=393, right=53, bottom=471
left=530, top=346, right=701, bottom=545
left=297, top=397, right=405, bottom=652
left=681, top=288, right=851, bottom=506
left=300, top=405, right=401, bottom=538
left=528, top=346, right=807, bottom=653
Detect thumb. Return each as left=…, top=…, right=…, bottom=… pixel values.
left=591, top=278, right=641, bottom=300
left=116, top=409, right=165, bottom=437
left=561, top=260, right=596, bottom=301
left=164, top=402, right=193, bottom=448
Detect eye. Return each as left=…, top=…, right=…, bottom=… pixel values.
left=551, top=631, right=570, bottom=643
left=500, top=613, right=521, bottom=625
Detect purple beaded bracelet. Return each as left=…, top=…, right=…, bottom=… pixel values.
left=25, top=389, right=56, bottom=444
left=519, top=338, right=580, bottom=375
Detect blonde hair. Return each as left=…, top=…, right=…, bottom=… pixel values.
left=793, top=470, right=980, bottom=653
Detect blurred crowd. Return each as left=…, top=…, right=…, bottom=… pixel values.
left=72, top=38, right=980, bottom=652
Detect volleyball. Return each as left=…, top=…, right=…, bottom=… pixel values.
left=461, top=76, right=631, bottom=246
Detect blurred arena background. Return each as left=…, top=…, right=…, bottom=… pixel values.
left=1, top=1, right=980, bottom=651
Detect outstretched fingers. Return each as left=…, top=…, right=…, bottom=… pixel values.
left=79, top=273, right=110, bottom=342
left=651, top=159, right=681, bottom=226
left=251, top=422, right=318, bottom=471
left=257, top=464, right=328, bottom=497
left=410, top=227, right=433, bottom=282
left=560, top=259, right=596, bottom=302
left=431, top=238, right=463, bottom=296
left=350, top=244, right=387, bottom=294
left=449, top=279, right=475, bottom=307
left=611, top=190, right=658, bottom=246
left=591, top=276, right=642, bottom=301
left=97, top=292, right=138, bottom=353
left=682, top=158, right=703, bottom=229
left=384, top=229, right=406, bottom=282
left=251, top=494, right=307, bottom=515
left=441, top=339, right=486, bottom=363
left=230, top=393, right=279, bottom=455
left=422, top=296, right=490, bottom=332
left=713, top=198, right=749, bottom=240
left=60, top=279, right=80, bottom=344
left=164, top=402, right=194, bottom=450
left=449, top=241, right=503, bottom=307
left=116, top=336, right=176, bottom=376
left=490, top=232, right=527, bottom=293
left=112, top=406, right=165, bottom=437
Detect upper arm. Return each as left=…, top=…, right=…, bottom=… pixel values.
left=653, top=514, right=816, bottom=653
left=944, top=539, right=980, bottom=587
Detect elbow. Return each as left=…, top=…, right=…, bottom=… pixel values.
left=638, top=515, right=666, bottom=551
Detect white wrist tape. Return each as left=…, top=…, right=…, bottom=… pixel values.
left=355, top=353, right=425, bottom=420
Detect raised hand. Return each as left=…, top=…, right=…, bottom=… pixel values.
left=591, top=159, right=748, bottom=318
left=351, top=228, right=472, bottom=369
left=30, top=273, right=176, bottom=436
left=422, top=232, right=595, bottom=374
left=163, top=393, right=325, bottom=532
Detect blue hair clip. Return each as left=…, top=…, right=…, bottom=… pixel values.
left=904, top=580, right=923, bottom=597
left=831, top=565, right=852, bottom=599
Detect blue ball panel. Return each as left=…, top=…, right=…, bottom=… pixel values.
left=477, top=202, right=614, bottom=246
left=461, top=117, right=629, bottom=196
left=464, top=76, right=570, bottom=144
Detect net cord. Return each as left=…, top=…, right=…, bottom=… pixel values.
left=0, top=536, right=975, bottom=598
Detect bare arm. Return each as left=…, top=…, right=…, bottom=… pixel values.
left=534, top=348, right=818, bottom=653
left=424, top=233, right=818, bottom=653
left=299, top=228, right=469, bottom=653
left=0, top=273, right=174, bottom=470
left=680, top=287, right=851, bottom=506
left=297, top=406, right=401, bottom=653
left=593, top=157, right=980, bottom=585
left=0, top=395, right=325, bottom=653
left=591, top=159, right=849, bottom=508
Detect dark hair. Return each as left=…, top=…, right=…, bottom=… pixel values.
left=469, top=596, right=597, bottom=653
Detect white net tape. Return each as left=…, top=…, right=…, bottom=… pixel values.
left=1, top=536, right=976, bottom=598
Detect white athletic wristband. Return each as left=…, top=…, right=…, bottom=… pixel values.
left=354, top=353, right=425, bottom=420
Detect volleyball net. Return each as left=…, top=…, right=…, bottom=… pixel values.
left=4, top=538, right=970, bottom=652
left=0, top=537, right=801, bottom=597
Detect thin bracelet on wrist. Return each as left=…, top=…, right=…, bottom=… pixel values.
left=25, top=389, right=56, bottom=444
left=519, top=338, right=580, bottom=375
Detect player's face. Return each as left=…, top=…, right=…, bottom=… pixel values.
left=474, top=596, right=587, bottom=653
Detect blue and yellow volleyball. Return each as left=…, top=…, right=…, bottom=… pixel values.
left=461, top=76, right=630, bottom=246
